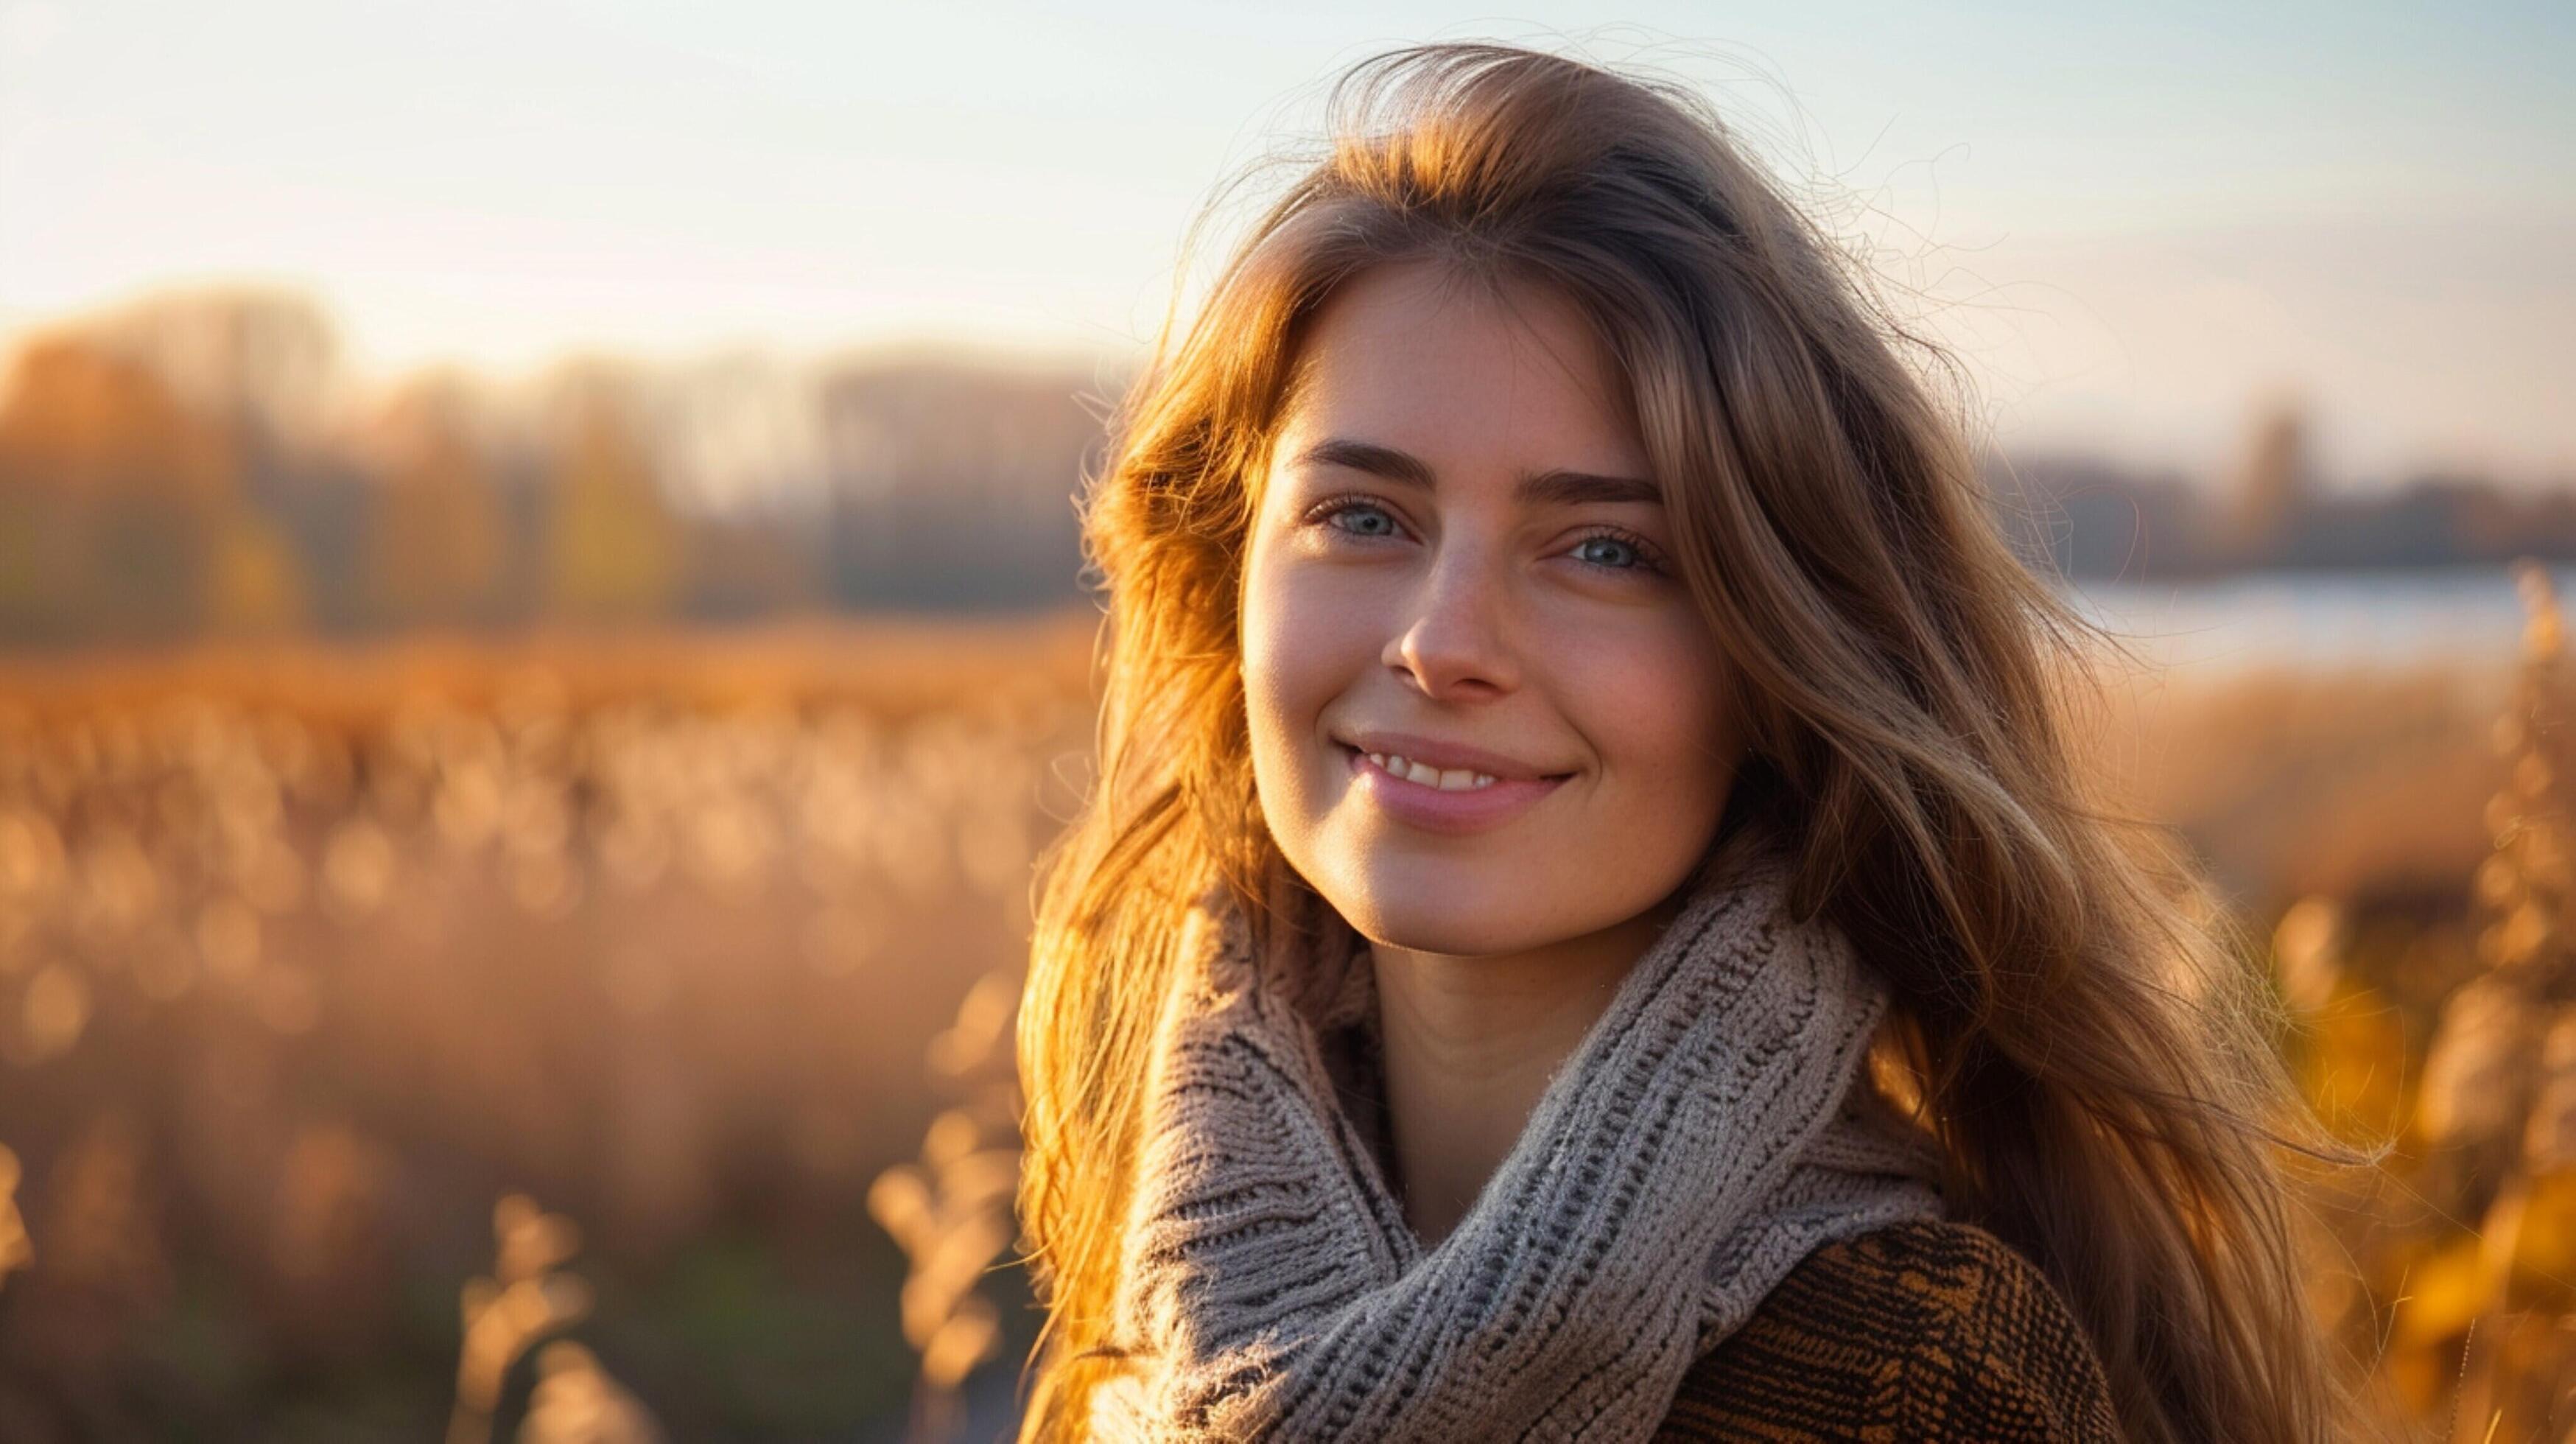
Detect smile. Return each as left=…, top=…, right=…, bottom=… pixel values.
left=1339, top=743, right=1568, bottom=835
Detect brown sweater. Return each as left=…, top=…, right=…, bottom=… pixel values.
left=1654, top=1218, right=2125, bottom=1442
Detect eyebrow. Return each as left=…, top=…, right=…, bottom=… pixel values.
left=1290, top=437, right=1663, bottom=510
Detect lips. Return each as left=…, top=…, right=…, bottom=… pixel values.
left=1330, top=728, right=1574, bottom=783
left=1335, top=740, right=1571, bottom=836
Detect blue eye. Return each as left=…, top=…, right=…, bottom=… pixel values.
left=1302, top=494, right=1670, bottom=578
left=1321, top=500, right=1401, bottom=537
left=1568, top=527, right=1670, bottom=577
left=1571, top=533, right=1642, bottom=571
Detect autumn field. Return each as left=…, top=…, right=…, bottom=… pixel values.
left=0, top=590, right=2569, bottom=1441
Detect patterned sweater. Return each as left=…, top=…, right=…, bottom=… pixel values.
left=1654, top=1218, right=2125, bottom=1442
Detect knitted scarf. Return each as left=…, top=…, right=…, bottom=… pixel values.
left=1087, top=849, right=1951, bottom=1443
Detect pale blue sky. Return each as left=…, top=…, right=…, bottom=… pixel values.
left=1, top=0, right=2569, bottom=483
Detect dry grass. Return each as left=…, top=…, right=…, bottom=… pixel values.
left=0, top=611, right=1096, bottom=1438
left=2269, top=564, right=2576, bottom=1440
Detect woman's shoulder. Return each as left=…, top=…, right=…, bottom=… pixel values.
left=1653, top=1216, right=2125, bottom=1443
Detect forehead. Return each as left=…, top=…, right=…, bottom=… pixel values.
left=1272, top=260, right=1640, bottom=464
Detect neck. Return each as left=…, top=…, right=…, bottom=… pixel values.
left=1369, top=891, right=1685, bottom=1247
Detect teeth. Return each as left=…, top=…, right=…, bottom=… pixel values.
left=1364, top=752, right=1498, bottom=791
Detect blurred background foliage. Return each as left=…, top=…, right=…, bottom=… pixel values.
left=0, top=289, right=1111, bottom=648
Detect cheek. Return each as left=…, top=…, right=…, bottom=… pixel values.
left=1560, top=615, right=1736, bottom=801
left=1238, top=547, right=1357, bottom=791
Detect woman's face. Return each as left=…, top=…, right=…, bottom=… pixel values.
left=1240, top=258, right=1744, bottom=956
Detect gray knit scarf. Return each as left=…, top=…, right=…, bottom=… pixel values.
left=1088, top=849, right=1951, bottom=1443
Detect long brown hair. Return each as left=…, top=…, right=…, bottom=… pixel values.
left=1014, top=41, right=2362, bottom=1442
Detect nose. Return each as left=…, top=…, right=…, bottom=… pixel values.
left=1384, top=536, right=1520, bottom=699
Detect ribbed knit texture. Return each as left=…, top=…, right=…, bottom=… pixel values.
left=1088, top=850, right=1950, bottom=1443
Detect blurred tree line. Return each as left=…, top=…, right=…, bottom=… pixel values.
left=0, top=287, right=1117, bottom=647
left=1992, top=398, right=2576, bottom=583
left=4, top=287, right=2572, bottom=648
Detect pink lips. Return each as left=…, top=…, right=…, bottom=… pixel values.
left=1341, top=743, right=1568, bottom=835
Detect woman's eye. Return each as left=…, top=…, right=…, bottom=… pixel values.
left=1572, top=534, right=1640, bottom=569
left=1319, top=500, right=1400, bottom=537
left=1570, top=530, right=1668, bottom=577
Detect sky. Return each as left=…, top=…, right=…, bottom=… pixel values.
left=1, top=0, right=2569, bottom=488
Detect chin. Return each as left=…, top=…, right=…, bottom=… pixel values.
left=1321, top=867, right=1541, bottom=957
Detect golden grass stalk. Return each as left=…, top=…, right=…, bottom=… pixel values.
left=0, top=1143, right=28, bottom=1289
left=2397, top=559, right=2576, bottom=1440
left=517, top=1339, right=669, bottom=1444
left=870, top=964, right=1025, bottom=1444
left=446, top=1192, right=603, bottom=1444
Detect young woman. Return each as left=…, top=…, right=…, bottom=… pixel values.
left=1013, top=41, right=2359, bottom=1443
